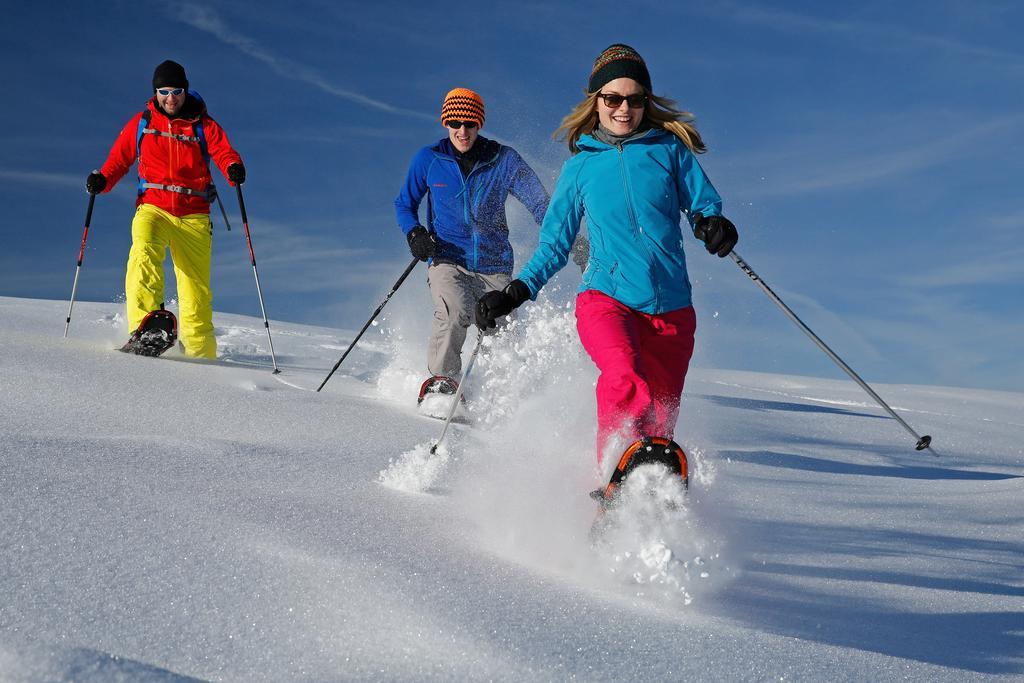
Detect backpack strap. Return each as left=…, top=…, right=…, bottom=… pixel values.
left=142, top=129, right=204, bottom=145
left=193, top=118, right=210, bottom=164
left=135, top=109, right=151, bottom=161
left=136, top=109, right=152, bottom=198
left=138, top=182, right=213, bottom=198
left=135, top=107, right=213, bottom=200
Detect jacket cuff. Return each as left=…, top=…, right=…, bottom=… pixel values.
left=506, top=279, right=532, bottom=306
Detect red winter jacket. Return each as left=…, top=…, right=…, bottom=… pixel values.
left=99, top=96, right=242, bottom=217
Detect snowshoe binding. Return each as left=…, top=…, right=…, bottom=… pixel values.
left=120, top=309, right=178, bottom=357
left=591, top=436, right=689, bottom=509
left=417, top=375, right=467, bottom=405
left=417, top=375, right=471, bottom=423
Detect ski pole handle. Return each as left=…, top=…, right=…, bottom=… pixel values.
left=235, top=183, right=256, bottom=265
left=78, top=192, right=97, bottom=264
left=235, top=182, right=249, bottom=227
left=64, top=192, right=97, bottom=337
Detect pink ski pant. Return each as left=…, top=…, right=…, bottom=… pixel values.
left=575, top=290, right=696, bottom=463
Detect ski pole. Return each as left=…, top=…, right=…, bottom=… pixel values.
left=212, top=184, right=231, bottom=231
left=234, top=183, right=280, bottom=373
left=729, top=250, right=934, bottom=454
left=316, top=257, right=420, bottom=392
left=430, top=328, right=484, bottom=455
left=64, top=191, right=97, bottom=337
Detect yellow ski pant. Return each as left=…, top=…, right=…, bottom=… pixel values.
left=126, top=204, right=216, bottom=359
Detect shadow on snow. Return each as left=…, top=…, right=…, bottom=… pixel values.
left=722, top=449, right=1021, bottom=481
left=712, top=517, right=1024, bottom=674
left=691, top=393, right=888, bottom=420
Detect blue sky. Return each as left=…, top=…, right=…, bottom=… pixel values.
left=1, top=1, right=1021, bottom=392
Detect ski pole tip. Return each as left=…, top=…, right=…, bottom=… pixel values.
left=915, top=435, right=932, bottom=451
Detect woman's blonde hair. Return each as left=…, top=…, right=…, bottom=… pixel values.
left=554, top=90, right=706, bottom=155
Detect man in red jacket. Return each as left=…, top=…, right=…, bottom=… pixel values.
left=87, top=60, right=244, bottom=358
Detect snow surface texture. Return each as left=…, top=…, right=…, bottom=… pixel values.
left=1, top=295, right=1022, bottom=682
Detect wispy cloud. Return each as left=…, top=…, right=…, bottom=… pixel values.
left=0, top=169, right=83, bottom=189
left=691, top=251, right=1024, bottom=392
left=851, top=287, right=1024, bottom=391
left=242, top=125, right=419, bottom=145
left=211, top=214, right=399, bottom=294
left=989, top=207, right=1024, bottom=230
left=727, top=114, right=1021, bottom=198
left=169, top=4, right=434, bottom=121
left=718, top=3, right=1024, bottom=68
left=896, top=246, right=1024, bottom=289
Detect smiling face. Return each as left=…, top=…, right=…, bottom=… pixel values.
left=155, top=87, right=185, bottom=116
left=445, top=120, right=479, bottom=153
left=596, top=77, right=646, bottom=136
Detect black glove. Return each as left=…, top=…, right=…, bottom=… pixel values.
left=86, top=171, right=106, bottom=195
left=693, top=213, right=738, bottom=257
left=407, top=226, right=437, bottom=261
left=475, top=279, right=531, bottom=329
left=227, top=163, right=246, bottom=184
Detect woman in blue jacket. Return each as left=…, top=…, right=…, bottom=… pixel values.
left=476, top=45, right=739, bottom=467
left=396, top=88, right=549, bottom=400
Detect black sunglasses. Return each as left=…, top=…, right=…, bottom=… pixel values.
left=597, top=93, right=647, bottom=109
left=445, top=120, right=479, bottom=130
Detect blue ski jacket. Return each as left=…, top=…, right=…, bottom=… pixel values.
left=395, top=137, right=549, bottom=274
left=516, top=128, right=723, bottom=314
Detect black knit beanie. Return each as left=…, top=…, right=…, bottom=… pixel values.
left=152, top=60, right=189, bottom=91
left=588, top=44, right=651, bottom=93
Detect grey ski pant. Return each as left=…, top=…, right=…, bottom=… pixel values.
left=426, top=262, right=510, bottom=377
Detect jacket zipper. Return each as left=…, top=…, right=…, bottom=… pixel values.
left=168, top=120, right=179, bottom=214
left=463, top=153, right=499, bottom=272
left=165, top=115, right=204, bottom=215
left=458, top=169, right=476, bottom=270
left=616, top=145, right=660, bottom=310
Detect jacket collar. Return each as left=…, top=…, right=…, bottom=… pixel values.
left=433, top=136, right=501, bottom=165
left=577, top=126, right=661, bottom=152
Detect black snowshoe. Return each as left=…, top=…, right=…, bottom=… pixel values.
left=591, top=436, right=689, bottom=509
left=120, top=309, right=178, bottom=357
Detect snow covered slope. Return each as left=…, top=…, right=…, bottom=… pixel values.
left=1, top=296, right=1021, bottom=681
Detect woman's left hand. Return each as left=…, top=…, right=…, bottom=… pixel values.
left=693, top=214, right=738, bottom=257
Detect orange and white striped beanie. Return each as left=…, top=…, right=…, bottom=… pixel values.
left=440, top=88, right=485, bottom=128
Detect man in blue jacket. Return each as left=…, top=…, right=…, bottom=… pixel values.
left=395, top=88, right=549, bottom=400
